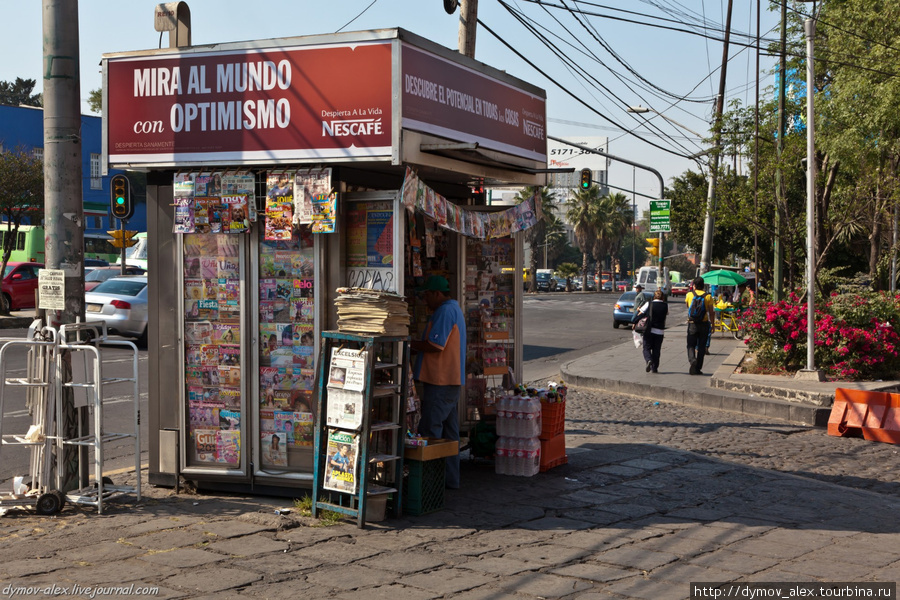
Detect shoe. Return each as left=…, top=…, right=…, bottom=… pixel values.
left=689, top=365, right=699, bottom=375
left=646, top=361, right=652, bottom=372
left=651, top=369, right=658, bottom=373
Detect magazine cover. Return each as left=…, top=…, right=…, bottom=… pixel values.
left=274, top=410, right=295, bottom=445
left=222, top=195, right=249, bottom=233
left=261, top=432, right=287, bottom=466
left=216, top=430, right=240, bottom=465
left=199, top=344, right=219, bottom=367
left=214, top=323, right=240, bottom=346
left=200, top=366, right=219, bottom=387
left=273, top=390, right=291, bottom=408
left=292, top=411, right=314, bottom=447
left=194, top=429, right=218, bottom=462
left=185, top=278, right=205, bottom=301
left=189, top=406, right=217, bottom=428
left=174, top=172, right=195, bottom=199
left=193, top=197, right=211, bottom=233
left=222, top=173, right=256, bottom=221
left=174, top=198, right=195, bottom=234
left=220, top=387, right=241, bottom=409
left=185, top=322, right=213, bottom=345
left=294, top=169, right=330, bottom=226
left=323, top=429, right=359, bottom=494
left=260, top=409, right=275, bottom=432
left=200, top=257, right=218, bottom=279
left=185, top=367, right=204, bottom=387
left=218, top=364, right=241, bottom=387
left=218, top=408, right=241, bottom=430
left=217, top=258, right=240, bottom=280
left=260, top=279, right=276, bottom=301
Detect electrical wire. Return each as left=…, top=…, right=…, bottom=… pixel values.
left=477, top=17, right=697, bottom=160
left=335, top=0, right=379, bottom=33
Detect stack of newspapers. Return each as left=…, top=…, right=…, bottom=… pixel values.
left=335, top=288, right=410, bottom=336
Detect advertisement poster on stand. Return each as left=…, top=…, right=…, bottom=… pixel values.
left=325, top=348, right=367, bottom=430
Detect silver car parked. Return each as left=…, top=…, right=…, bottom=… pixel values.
left=84, top=275, right=149, bottom=345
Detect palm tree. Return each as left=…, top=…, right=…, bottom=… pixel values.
left=566, top=185, right=602, bottom=289
left=515, top=186, right=557, bottom=292
left=592, top=193, right=633, bottom=288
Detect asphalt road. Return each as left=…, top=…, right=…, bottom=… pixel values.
left=522, top=290, right=686, bottom=382
left=0, top=292, right=685, bottom=487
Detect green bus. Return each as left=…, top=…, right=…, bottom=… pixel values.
left=0, top=224, right=120, bottom=264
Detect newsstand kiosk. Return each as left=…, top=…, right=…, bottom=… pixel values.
left=102, top=28, right=547, bottom=493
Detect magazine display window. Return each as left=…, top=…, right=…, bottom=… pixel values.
left=257, top=226, right=317, bottom=473
left=183, top=232, right=245, bottom=469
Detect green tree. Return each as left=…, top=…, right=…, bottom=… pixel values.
left=88, top=88, right=102, bottom=114
left=515, top=186, right=558, bottom=292
left=566, top=184, right=601, bottom=289
left=592, top=192, right=632, bottom=285
left=0, top=147, right=44, bottom=313
left=554, top=262, right=579, bottom=292
left=0, top=78, right=42, bottom=107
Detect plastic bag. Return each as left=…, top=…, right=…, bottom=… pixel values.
left=633, top=329, right=643, bottom=348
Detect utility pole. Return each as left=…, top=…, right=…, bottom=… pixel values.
left=699, top=0, right=734, bottom=275
left=43, top=0, right=85, bottom=491
left=773, top=0, right=787, bottom=301
left=458, top=0, right=477, bottom=58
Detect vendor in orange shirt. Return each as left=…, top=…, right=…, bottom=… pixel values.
left=412, top=275, right=466, bottom=489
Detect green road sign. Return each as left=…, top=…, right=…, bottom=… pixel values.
left=649, top=199, right=671, bottom=233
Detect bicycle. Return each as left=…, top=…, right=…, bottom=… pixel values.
left=713, top=308, right=742, bottom=340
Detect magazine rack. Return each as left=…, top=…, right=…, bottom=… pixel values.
left=311, top=331, right=409, bottom=528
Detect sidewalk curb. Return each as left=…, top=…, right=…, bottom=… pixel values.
left=0, top=317, right=33, bottom=330
left=560, top=356, right=829, bottom=426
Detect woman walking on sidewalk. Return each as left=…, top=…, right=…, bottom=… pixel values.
left=634, top=289, right=668, bottom=373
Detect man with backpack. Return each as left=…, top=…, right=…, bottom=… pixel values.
left=685, top=277, right=716, bottom=375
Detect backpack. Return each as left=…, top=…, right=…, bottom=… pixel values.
left=688, top=291, right=707, bottom=323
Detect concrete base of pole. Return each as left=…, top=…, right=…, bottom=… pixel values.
left=795, top=369, right=826, bottom=382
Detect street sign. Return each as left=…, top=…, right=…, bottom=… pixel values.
left=649, top=200, right=671, bottom=233
left=108, top=229, right=139, bottom=248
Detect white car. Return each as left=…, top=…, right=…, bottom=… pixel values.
left=84, top=275, right=149, bottom=344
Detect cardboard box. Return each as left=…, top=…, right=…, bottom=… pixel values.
left=404, top=438, right=459, bottom=461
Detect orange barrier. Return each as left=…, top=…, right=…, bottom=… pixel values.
left=829, top=388, right=900, bottom=444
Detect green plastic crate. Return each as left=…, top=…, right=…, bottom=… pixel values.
left=403, top=458, right=445, bottom=516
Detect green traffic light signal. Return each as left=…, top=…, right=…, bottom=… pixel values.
left=110, top=174, right=133, bottom=220
left=580, top=168, right=592, bottom=190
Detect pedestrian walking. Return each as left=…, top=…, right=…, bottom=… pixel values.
left=634, top=289, right=668, bottom=373
left=685, top=277, right=716, bottom=375
left=632, top=284, right=648, bottom=320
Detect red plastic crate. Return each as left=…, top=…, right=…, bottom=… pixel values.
left=539, top=433, right=567, bottom=472
left=540, top=401, right=566, bottom=441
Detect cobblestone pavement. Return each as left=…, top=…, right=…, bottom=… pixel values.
left=564, top=387, right=900, bottom=496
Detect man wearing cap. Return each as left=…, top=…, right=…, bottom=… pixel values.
left=411, top=275, right=466, bottom=489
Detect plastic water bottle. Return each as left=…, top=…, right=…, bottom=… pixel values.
left=495, top=437, right=507, bottom=475
left=514, top=397, right=526, bottom=438
left=529, top=438, right=541, bottom=476
left=497, top=396, right=508, bottom=437
left=514, top=438, right=526, bottom=477
left=523, top=397, right=538, bottom=438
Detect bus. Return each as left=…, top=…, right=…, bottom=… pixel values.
left=0, top=224, right=120, bottom=264
left=115, top=232, right=148, bottom=270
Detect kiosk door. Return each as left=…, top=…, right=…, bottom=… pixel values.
left=181, top=233, right=248, bottom=475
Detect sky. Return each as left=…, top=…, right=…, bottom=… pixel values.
left=1, top=0, right=785, bottom=215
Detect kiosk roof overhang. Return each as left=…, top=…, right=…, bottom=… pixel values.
left=102, top=28, right=547, bottom=188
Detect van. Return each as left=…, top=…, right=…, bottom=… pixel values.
left=636, top=266, right=672, bottom=296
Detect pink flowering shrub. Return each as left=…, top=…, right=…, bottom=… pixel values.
left=742, top=291, right=900, bottom=381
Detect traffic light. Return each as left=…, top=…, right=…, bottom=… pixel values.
left=110, top=174, right=134, bottom=221
left=579, top=168, right=592, bottom=190
left=108, top=229, right=139, bottom=248
left=646, top=237, right=660, bottom=257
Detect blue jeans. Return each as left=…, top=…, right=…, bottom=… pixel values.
left=418, top=383, right=460, bottom=488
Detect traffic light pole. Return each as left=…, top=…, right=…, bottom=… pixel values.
left=120, top=219, right=127, bottom=275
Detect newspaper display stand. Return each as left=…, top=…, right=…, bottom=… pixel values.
left=311, top=331, right=409, bottom=528
left=0, top=321, right=66, bottom=514
left=56, top=322, right=142, bottom=514
left=0, top=320, right=141, bottom=515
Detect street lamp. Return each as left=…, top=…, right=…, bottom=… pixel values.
left=626, top=106, right=705, bottom=139
left=797, top=1, right=823, bottom=380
